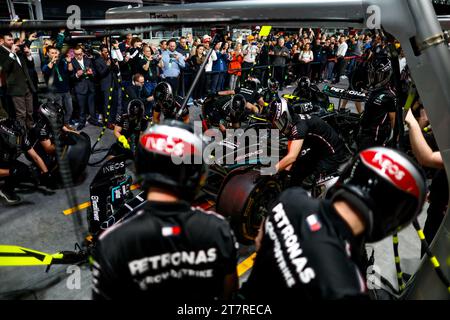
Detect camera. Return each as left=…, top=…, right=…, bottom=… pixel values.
left=152, top=54, right=160, bottom=60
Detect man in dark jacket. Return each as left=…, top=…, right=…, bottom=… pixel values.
left=94, top=46, right=121, bottom=125
left=41, top=46, right=74, bottom=125
left=269, top=38, right=290, bottom=90
left=0, top=33, right=36, bottom=129
left=125, top=74, right=154, bottom=118
left=71, top=45, right=99, bottom=130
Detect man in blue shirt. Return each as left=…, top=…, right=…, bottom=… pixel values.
left=160, top=39, right=185, bottom=96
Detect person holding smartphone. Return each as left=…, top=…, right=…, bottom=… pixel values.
left=41, top=46, right=74, bottom=125
left=160, top=39, right=185, bottom=96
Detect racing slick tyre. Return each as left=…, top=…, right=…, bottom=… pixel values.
left=216, top=168, right=282, bottom=244
left=60, top=131, right=91, bottom=182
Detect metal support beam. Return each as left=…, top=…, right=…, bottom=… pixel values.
left=33, top=0, right=43, bottom=20
left=6, top=0, right=17, bottom=20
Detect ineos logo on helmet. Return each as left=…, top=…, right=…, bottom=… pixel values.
left=328, top=147, right=426, bottom=242
left=136, top=121, right=207, bottom=201
left=141, top=133, right=197, bottom=158
left=360, top=149, right=420, bottom=197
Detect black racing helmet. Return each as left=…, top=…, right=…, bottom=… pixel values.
left=267, top=78, right=280, bottom=93
left=267, top=97, right=292, bottom=136
left=154, top=82, right=175, bottom=113
left=244, top=78, right=261, bottom=92
left=0, top=118, right=25, bottom=156
left=297, top=76, right=311, bottom=91
left=368, top=57, right=393, bottom=89
left=328, top=147, right=426, bottom=242
left=127, top=99, right=144, bottom=120
left=229, top=94, right=247, bottom=121
left=38, top=101, right=65, bottom=129
left=136, top=120, right=207, bottom=201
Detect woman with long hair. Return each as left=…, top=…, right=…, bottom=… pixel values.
left=190, top=44, right=207, bottom=100
left=228, top=43, right=244, bottom=90
left=298, top=43, right=314, bottom=78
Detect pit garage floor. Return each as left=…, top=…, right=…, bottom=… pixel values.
left=0, top=81, right=429, bottom=299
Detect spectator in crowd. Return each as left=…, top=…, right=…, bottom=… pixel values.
left=22, top=44, right=39, bottom=117
left=311, top=38, right=325, bottom=83
left=160, top=39, right=185, bottom=96
left=221, top=42, right=231, bottom=89
left=241, top=35, right=259, bottom=84
left=333, top=35, right=348, bottom=84
left=269, top=37, right=290, bottom=90
left=110, top=39, right=124, bottom=62
left=345, top=35, right=358, bottom=76
left=355, top=34, right=365, bottom=57
left=318, top=39, right=330, bottom=83
left=158, top=40, right=168, bottom=55
left=190, top=37, right=201, bottom=57
left=203, top=35, right=216, bottom=95
left=119, top=33, right=133, bottom=54
left=71, top=45, right=99, bottom=130
left=127, top=37, right=144, bottom=76
left=0, top=34, right=9, bottom=118
left=176, top=36, right=192, bottom=96
left=126, top=73, right=154, bottom=117
left=0, top=32, right=36, bottom=129
left=94, top=46, right=121, bottom=127
left=298, top=43, right=314, bottom=78
left=256, top=40, right=271, bottom=87
left=140, top=44, right=160, bottom=97
left=211, top=42, right=228, bottom=93
left=290, top=43, right=301, bottom=80
left=41, top=38, right=54, bottom=59
left=325, top=42, right=337, bottom=82
left=228, top=43, right=243, bottom=91
left=41, top=46, right=74, bottom=125
left=363, top=34, right=373, bottom=52
left=190, top=44, right=207, bottom=101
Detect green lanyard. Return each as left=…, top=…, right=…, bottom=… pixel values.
left=146, top=57, right=153, bottom=78
left=55, top=63, right=63, bottom=82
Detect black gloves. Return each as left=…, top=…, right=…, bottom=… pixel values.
left=39, top=171, right=57, bottom=189
left=9, top=162, right=32, bottom=182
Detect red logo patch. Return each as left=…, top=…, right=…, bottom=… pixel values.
left=360, top=150, right=419, bottom=197
left=140, top=133, right=197, bottom=157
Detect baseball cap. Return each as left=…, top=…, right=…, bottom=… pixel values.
left=202, top=35, right=211, bottom=43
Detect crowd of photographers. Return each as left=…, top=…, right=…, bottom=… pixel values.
left=0, top=28, right=390, bottom=131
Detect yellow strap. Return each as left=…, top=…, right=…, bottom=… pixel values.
left=430, top=256, right=440, bottom=268
left=237, top=253, right=257, bottom=277
left=395, top=256, right=401, bottom=264
left=417, top=230, right=425, bottom=240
